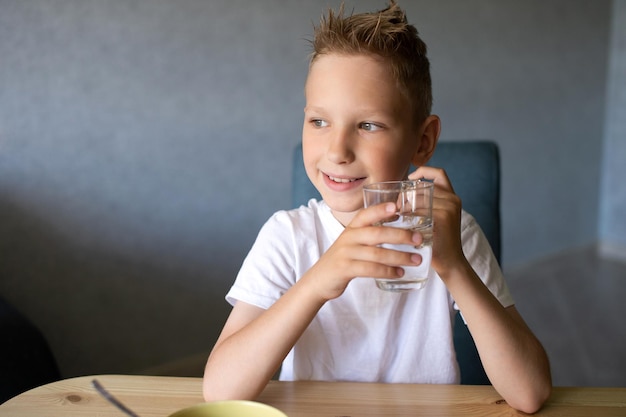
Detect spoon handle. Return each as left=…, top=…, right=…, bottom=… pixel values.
left=92, top=379, right=141, bottom=417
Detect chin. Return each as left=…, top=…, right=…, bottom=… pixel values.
left=323, top=198, right=362, bottom=214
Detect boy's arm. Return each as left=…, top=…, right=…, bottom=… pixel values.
left=409, top=167, right=551, bottom=414
left=203, top=279, right=325, bottom=401
left=444, top=264, right=551, bottom=414
left=203, top=202, right=423, bottom=401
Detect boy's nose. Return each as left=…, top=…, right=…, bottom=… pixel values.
left=326, top=128, right=355, bottom=164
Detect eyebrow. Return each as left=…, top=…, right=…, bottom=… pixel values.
left=304, top=105, right=395, bottom=117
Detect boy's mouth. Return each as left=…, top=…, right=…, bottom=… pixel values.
left=323, top=173, right=366, bottom=190
left=328, top=175, right=360, bottom=183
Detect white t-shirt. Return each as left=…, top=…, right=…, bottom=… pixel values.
left=226, top=199, right=514, bottom=384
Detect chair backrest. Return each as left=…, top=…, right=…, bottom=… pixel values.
left=292, top=140, right=501, bottom=385
left=292, top=140, right=501, bottom=263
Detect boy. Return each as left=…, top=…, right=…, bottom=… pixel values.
left=203, top=1, right=551, bottom=413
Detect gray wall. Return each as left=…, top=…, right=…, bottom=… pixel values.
left=0, top=0, right=620, bottom=377
left=600, top=0, right=626, bottom=256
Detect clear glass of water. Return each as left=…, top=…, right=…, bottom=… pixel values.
left=363, top=179, right=434, bottom=292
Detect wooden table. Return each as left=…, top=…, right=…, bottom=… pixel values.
left=1, top=374, right=625, bottom=416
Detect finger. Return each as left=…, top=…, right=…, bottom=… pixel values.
left=409, top=166, right=455, bottom=194
left=351, top=260, right=405, bottom=279
left=373, top=246, right=423, bottom=267
left=349, top=250, right=422, bottom=278
left=349, top=202, right=397, bottom=228
left=358, top=226, right=424, bottom=246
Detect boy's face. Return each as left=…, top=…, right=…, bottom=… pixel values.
left=303, top=53, right=424, bottom=225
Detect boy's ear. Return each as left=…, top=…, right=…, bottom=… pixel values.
left=411, top=115, right=441, bottom=167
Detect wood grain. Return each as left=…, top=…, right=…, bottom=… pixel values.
left=1, top=375, right=625, bottom=417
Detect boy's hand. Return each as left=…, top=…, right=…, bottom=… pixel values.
left=409, top=167, right=468, bottom=279
left=303, top=202, right=424, bottom=301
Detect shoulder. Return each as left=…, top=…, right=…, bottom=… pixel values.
left=265, top=199, right=332, bottom=230
left=249, top=200, right=335, bottom=250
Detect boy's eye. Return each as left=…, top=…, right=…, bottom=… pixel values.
left=311, top=119, right=329, bottom=128
left=360, top=122, right=382, bottom=131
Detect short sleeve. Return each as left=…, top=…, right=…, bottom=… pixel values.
left=457, top=211, right=515, bottom=311
left=226, top=211, right=297, bottom=309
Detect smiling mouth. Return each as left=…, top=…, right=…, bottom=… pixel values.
left=327, top=174, right=364, bottom=183
left=328, top=176, right=356, bottom=183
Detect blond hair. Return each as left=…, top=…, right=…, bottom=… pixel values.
left=310, top=1, right=432, bottom=123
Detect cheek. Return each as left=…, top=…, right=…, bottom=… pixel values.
left=301, top=138, right=320, bottom=180
left=368, top=146, right=413, bottom=179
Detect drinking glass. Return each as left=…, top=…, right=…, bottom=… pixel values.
left=363, top=180, right=434, bottom=291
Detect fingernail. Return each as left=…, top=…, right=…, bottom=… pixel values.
left=385, top=203, right=396, bottom=213
left=411, top=254, right=422, bottom=264
left=412, top=232, right=423, bottom=244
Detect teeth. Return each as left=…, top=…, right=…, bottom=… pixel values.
left=329, top=176, right=357, bottom=183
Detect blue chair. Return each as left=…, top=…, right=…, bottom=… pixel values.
left=292, top=140, right=500, bottom=385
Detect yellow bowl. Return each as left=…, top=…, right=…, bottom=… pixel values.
left=168, top=400, right=288, bottom=417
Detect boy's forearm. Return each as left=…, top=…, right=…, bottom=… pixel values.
left=203, top=277, right=326, bottom=401
left=440, top=261, right=552, bottom=414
